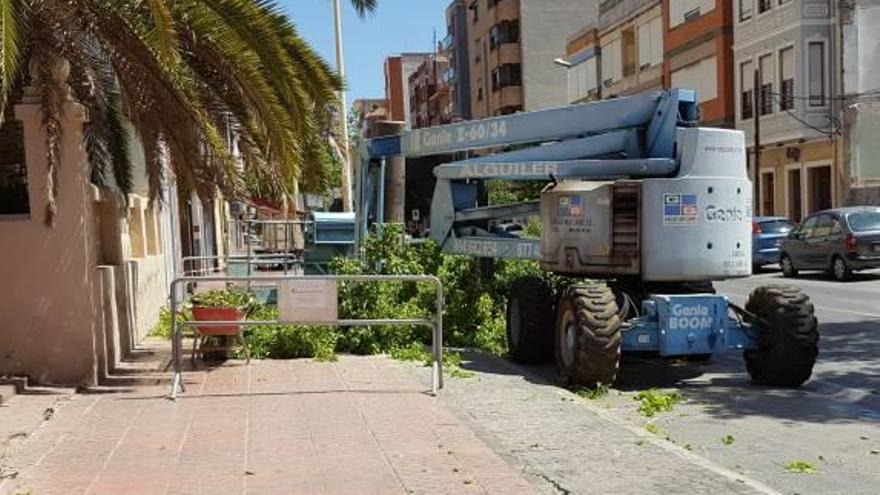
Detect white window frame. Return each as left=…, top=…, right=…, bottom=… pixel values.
left=777, top=42, right=796, bottom=111
left=738, top=0, right=754, bottom=23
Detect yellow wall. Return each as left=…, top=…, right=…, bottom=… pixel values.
left=755, top=139, right=840, bottom=220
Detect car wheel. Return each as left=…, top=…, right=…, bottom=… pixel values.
left=780, top=254, right=798, bottom=278
left=831, top=256, right=852, bottom=282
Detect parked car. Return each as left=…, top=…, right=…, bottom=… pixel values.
left=752, top=216, right=795, bottom=272
left=779, top=206, right=880, bottom=281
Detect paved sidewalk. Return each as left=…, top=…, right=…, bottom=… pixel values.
left=0, top=356, right=537, bottom=495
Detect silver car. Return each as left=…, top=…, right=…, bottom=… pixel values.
left=780, top=206, right=880, bottom=281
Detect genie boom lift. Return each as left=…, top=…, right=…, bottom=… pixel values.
left=361, top=90, right=818, bottom=387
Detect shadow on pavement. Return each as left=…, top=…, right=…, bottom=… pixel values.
left=456, top=317, right=880, bottom=424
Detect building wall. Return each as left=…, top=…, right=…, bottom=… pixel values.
left=0, top=98, right=101, bottom=385
left=384, top=57, right=405, bottom=122
left=841, top=0, right=880, bottom=203
left=520, top=0, right=598, bottom=110
left=467, top=0, right=523, bottom=119
left=599, top=1, right=664, bottom=98
left=446, top=0, right=473, bottom=120
left=0, top=72, right=177, bottom=385
left=385, top=54, right=432, bottom=127
left=664, top=0, right=735, bottom=127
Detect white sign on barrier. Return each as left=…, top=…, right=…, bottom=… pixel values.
left=278, top=279, right=338, bottom=323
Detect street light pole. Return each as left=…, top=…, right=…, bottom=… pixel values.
left=333, top=0, right=353, bottom=212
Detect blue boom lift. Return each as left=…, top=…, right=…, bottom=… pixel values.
left=360, top=90, right=818, bottom=387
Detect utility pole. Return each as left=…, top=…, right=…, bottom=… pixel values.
left=333, top=0, right=354, bottom=212
left=753, top=68, right=761, bottom=215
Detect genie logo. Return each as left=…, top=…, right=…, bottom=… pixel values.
left=668, top=304, right=714, bottom=330
left=705, top=205, right=748, bottom=223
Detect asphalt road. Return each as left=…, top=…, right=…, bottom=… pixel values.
left=446, top=268, right=880, bottom=495
left=614, top=268, right=880, bottom=494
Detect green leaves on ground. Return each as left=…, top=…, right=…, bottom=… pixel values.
left=576, top=384, right=610, bottom=400
left=634, top=389, right=683, bottom=417
left=783, top=461, right=817, bottom=474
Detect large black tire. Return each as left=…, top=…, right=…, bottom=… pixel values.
left=780, top=253, right=798, bottom=278
left=506, top=277, right=555, bottom=363
left=744, top=285, right=819, bottom=387
left=554, top=283, right=621, bottom=386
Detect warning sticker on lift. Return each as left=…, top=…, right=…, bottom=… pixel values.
left=663, top=194, right=699, bottom=225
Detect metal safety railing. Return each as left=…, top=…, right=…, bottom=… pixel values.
left=168, top=274, right=444, bottom=400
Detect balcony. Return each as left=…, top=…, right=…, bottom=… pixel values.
left=498, top=85, right=523, bottom=108
left=493, top=0, right=518, bottom=21
left=496, top=43, right=521, bottom=65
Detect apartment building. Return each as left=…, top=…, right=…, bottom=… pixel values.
left=384, top=53, right=433, bottom=127
left=598, top=0, right=665, bottom=99
left=408, top=53, right=453, bottom=129
left=734, top=0, right=838, bottom=219
left=664, top=0, right=735, bottom=127
left=466, top=0, right=597, bottom=119
left=444, top=0, right=472, bottom=121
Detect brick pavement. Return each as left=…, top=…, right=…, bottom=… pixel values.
left=0, top=356, right=537, bottom=495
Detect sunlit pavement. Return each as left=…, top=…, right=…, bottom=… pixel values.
left=1, top=355, right=536, bottom=495
left=437, top=268, right=880, bottom=495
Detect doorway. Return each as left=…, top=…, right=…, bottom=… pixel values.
left=787, top=168, right=802, bottom=222
left=808, top=165, right=832, bottom=214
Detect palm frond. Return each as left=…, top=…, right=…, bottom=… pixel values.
left=0, top=0, right=23, bottom=121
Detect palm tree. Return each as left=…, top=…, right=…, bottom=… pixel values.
left=0, top=0, right=376, bottom=223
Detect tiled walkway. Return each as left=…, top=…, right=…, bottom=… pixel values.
left=1, top=357, right=537, bottom=495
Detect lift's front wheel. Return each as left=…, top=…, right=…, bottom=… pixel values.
left=506, top=277, right=555, bottom=363
left=555, top=283, right=621, bottom=386
left=744, top=285, right=819, bottom=387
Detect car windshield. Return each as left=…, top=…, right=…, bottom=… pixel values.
left=847, top=211, right=880, bottom=232
left=758, top=220, right=793, bottom=234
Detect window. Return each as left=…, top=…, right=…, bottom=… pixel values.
left=798, top=215, right=818, bottom=238
left=568, top=57, right=599, bottom=103
left=812, top=214, right=834, bottom=237
left=0, top=120, right=29, bottom=216
left=808, top=41, right=826, bottom=106
left=637, top=17, right=664, bottom=71
left=470, top=0, right=479, bottom=23
left=671, top=56, right=718, bottom=101
left=670, top=0, right=716, bottom=28
left=779, top=47, right=794, bottom=110
left=739, top=0, right=753, bottom=21
left=474, top=39, right=482, bottom=64
left=489, top=20, right=519, bottom=50
left=759, top=54, right=773, bottom=115
left=622, top=28, right=636, bottom=77
left=601, top=38, right=622, bottom=85
left=740, top=60, right=754, bottom=119
left=758, top=0, right=772, bottom=14
left=491, top=63, right=521, bottom=91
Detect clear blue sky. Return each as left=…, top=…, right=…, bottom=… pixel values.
left=280, top=0, right=450, bottom=102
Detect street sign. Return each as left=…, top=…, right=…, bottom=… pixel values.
left=278, top=279, right=338, bottom=323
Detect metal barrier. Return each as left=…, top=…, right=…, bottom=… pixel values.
left=168, top=274, right=444, bottom=399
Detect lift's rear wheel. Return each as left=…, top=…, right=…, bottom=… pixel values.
left=506, top=277, right=555, bottom=363
left=744, top=285, right=819, bottom=387
left=555, top=283, right=621, bottom=386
